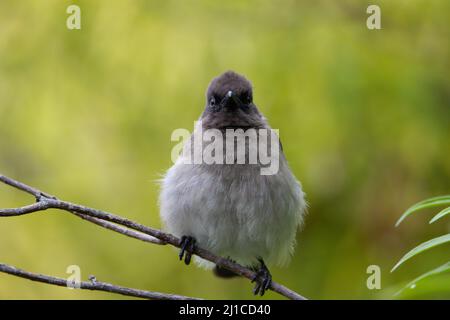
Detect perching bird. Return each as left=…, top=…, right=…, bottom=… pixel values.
left=159, top=71, right=306, bottom=296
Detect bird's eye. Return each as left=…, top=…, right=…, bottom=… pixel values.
left=210, top=97, right=216, bottom=106
left=243, top=94, right=252, bottom=104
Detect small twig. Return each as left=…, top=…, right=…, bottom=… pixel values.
left=73, top=212, right=165, bottom=245
left=0, top=174, right=307, bottom=300
left=0, top=263, right=199, bottom=300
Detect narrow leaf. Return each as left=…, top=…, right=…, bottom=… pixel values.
left=391, top=234, right=450, bottom=272
left=396, top=261, right=450, bottom=296
left=429, top=207, right=450, bottom=224
left=395, top=196, right=450, bottom=227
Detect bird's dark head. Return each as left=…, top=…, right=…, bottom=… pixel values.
left=201, top=71, right=265, bottom=129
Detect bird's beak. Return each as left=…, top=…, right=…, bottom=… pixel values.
left=221, top=90, right=240, bottom=109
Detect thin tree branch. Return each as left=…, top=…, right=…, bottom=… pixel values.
left=73, top=212, right=165, bottom=245
left=0, top=174, right=307, bottom=300
left=0, top=263, right=199, bottom=300
left=0, top=196, right=164, bottom=245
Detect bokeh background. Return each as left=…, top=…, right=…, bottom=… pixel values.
left=0, top=0, right=449, bottom=299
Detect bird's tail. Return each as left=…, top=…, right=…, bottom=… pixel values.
left=213, top=265, right=239, bottom=278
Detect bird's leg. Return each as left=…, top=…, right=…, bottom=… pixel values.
left=179, top=235, right=196, bottom=265
left=251, top=258, right=272, bottom=296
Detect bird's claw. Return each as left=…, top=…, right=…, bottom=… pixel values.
left=179, top=236, right=196, bottom=265
left=251, top=258, right=272, bottom=296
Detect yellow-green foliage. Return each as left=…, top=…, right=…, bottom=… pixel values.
left=0, top=0, right=449, bottom=299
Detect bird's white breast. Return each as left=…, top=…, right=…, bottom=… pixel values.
left=159, top=127, right=306, bottom=268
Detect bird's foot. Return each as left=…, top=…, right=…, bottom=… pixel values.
left=179, top=235, right=196, bottom=265
left=251, top=258, right=272, bottom=296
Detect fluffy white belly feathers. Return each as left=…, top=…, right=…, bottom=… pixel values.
left=160, top=125, right=306, bottom=268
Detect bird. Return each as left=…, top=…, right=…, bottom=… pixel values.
left=159, top=71, right=306, bottom=296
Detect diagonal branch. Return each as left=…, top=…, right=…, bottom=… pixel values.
left=0, top=174, right=307, bottom=300
left=0, top=263, right=200, bottom=300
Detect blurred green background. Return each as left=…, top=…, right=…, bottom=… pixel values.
left=0, top=0, right=449, bottom=299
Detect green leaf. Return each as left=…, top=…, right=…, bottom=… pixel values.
left=429, top=207, right=450, bottom=224
left=395, top=261, right=450, bottom=296
left=395, top=195, right=450, bottom=227
left=391, top=234, right=450, bottom=272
